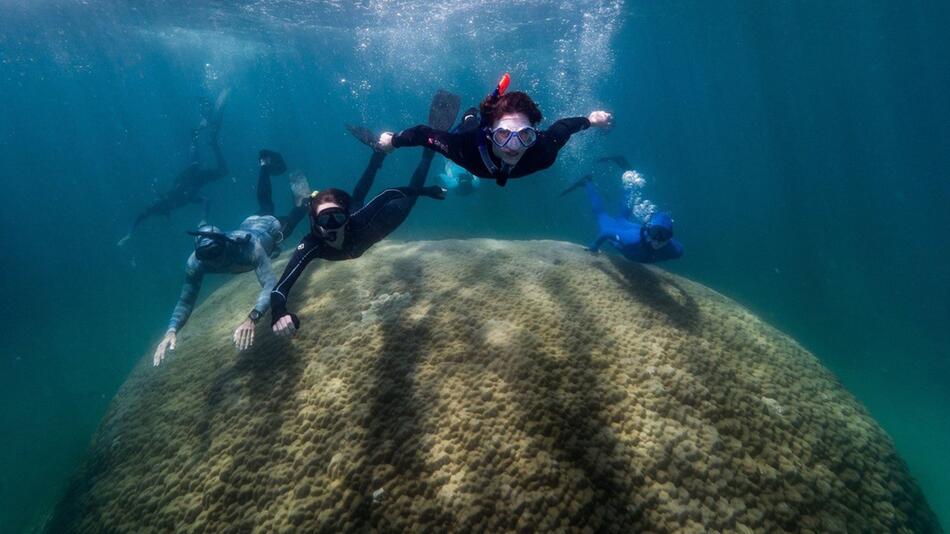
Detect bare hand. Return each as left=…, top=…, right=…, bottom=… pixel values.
left=233, top=318, right=256, bottom=351
left=272, top=314, right=298, bottom=337
left=378, top=132, right=395, bottom=153
left=154, top=331, right=177, bottom=367
left=588, top=111, right=613, bottom=128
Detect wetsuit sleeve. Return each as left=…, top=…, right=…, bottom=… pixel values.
left=270, top=235, right=321, bottom=324
left=391, top=125, right=458, bottom=158
left=167, top=255, right=205, bottom=333
left=668, top=240, right=684, bottom=259
left=545, top=117, right=591, bottom=148
left=251, top=242, right=277, bottom=315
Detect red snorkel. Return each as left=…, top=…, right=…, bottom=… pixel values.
left=493, top=72, right=511, bottom=98
left=480, top=72, right=512, bottom=129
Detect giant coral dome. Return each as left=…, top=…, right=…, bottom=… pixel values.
left=50, top=240, right=941, bottom=533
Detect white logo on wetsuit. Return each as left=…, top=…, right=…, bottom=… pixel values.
left=428, top=136, right=448, bottom=152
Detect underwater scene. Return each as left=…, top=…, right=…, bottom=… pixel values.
left=1, top=1, right=948, bottom=532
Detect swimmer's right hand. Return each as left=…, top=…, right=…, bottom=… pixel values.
left=378, top=132, right=395, bottom=153
left=272, top=313, right=300, bottom=338
left=154, top=331, right=177, bottom=367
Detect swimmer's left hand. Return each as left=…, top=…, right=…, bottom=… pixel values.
left=272, top=313, right=299, bottom=338
left=588, top=111, right=613, bottom=128
left=233, top=318, right=256, bottom=351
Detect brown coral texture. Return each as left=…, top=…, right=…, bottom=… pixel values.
left=50, top=240, right=941, bottom=533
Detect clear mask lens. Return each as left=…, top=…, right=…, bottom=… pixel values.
left=491, top=127, right=538, bottom=149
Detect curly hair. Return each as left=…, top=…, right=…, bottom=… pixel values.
left=479, top=91, right=543, bottom=126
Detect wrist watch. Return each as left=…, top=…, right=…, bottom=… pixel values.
left=248, top=310, right=263, bottom=323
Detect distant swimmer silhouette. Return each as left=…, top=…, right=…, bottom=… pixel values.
left=438, top=160, right=479, bottom=196
left=118, top=88, right=231, bottom=246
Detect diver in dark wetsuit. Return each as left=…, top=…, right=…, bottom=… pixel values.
left=377, top=74, right=614, bottom=186
left=562, top=175, right=683, bottom=264
left=117, top=89, right=230, bottom=246
left=269, top=92, right=457, bottom=336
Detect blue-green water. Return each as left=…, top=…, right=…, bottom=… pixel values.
left=1, top=1, right=948, bottom=531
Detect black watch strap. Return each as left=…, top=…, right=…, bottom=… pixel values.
left=249, top=309, right=263, bottom=323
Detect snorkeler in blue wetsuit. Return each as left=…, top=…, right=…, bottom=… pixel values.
left=562, top=175, right=683, bottom=263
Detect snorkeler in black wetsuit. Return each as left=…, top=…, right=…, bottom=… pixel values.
left=377, top=75, right=614, bottom=186
left=117, top=89, right=230, bottom=246
left=269, top=92, right=457, bottom=336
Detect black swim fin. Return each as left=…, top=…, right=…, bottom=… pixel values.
left=345, top=124, right=380, bottom=150
left=259, top=149, right=287, bottom=175
left=429, top=89, right=461, bottom=131
left=597, top=155, right=631, bottom=170
left=559, top=174, right=594, bottom=197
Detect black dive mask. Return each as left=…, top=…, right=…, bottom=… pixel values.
left=314, top=208, right=348, bottom=230
left=645, top=224, right=672, bottom=243
left=188, top=230, right=248, bottom=261
left=195, top=239, right=224, bottom=261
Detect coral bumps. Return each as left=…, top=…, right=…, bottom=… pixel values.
left=51, top=240, right=941, bottom=533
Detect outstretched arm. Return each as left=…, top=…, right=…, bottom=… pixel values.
left=545, top=111, right=612, bottom=148
left=545, top=117, right=591, bottom=148
left=251, top=246, right=277, bottom=317
left=383, top=126, right=460, bottom=158
left=270, top=234, right=321, bottom=336
left=234, top=244, right=277, bottom=351
left=168, top=256, right=204, bottom=334
left=155, top=256, right=204, bottom=366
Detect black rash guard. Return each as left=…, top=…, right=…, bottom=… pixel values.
left=391, top=117, right=591, bottom=186
left=269, top=149, right=441, bottom=326
left=268, top=187, right=433, bottom=324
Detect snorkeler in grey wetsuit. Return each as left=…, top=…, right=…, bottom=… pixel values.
left=118, top=89, right=230, bottom=246
left=152, top=150, right=310, bottom=366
